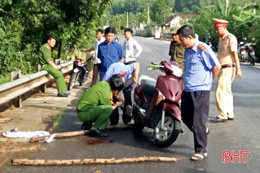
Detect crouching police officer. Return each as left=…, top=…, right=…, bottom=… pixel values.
left=76, top=74, right=124, bottom=137
left=39, top=35, right=68, bottom=97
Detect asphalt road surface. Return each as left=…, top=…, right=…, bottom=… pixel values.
left=1, top=36, right=260, bottom=173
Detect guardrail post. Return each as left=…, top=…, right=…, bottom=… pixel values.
left=12, top=96, right=22, bottom=108
left=10, top=70, right=23, bottom=107
left=11, top=70, right=21, bottom=81
left=55, top=59, right=61, bottom=65
left=37, top=64, right=42, bottom=72
left=40, top=84, right=47, bottom=93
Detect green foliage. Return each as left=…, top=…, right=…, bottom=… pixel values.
left=0, top=74, right=10, bottom=85
left=0, top=0, right=112, bottom=84
left=190, top=1, right=260, bottom=59
left=190, top=7, right=222, bottom=48
left=150, top=0, right=172, bottom=25
left=111, top=0, right=156, bottom=14
left=165, top=0, right=175, bottom=7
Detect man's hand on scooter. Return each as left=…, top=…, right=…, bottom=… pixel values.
left=112, top=101, right=124, bottom=110
left=133, top=75, right=139, bottom=83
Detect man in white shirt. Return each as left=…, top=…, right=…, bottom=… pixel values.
left=84, top=29, right=106, bottom=87
left=123, top=28, right=143, bottom=64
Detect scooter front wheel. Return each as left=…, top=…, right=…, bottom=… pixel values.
left=154, top=114, right=180, bottom=148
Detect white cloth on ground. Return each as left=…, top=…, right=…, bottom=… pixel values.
left=2, top=131, right=50, bottom=138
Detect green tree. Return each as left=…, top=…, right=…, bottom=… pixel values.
left=150, top=0, right=172, bottom=25
left=0, top=0, right=112, bottom=84
left=174, top=0, right=182, bottom=12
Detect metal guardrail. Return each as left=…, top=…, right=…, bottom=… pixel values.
left=0, top=61, right=73, bottom=106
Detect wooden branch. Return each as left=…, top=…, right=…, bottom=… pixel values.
left=12, top=156, right=177, bottom=166
left=29, top=124, right=133, bottom=143
left=29, top=130, right=87, bottom=143
left=0, top=118, right=13, bottom=124
left=0, top=146, right=46, bottom=153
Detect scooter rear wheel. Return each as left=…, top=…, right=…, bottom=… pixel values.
left=154, top=113, right=180, bottom=148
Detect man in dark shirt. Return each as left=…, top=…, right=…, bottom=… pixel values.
left=97, top=27, right=124, bottom=80
left=169, top=31, right=185, bottom=69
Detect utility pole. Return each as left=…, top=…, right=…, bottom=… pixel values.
left=253, top=1, right=256, bottom=14
left=225, top=0, right=229, bottom=15
left=147, top=7, right=150, bottom=24
left=127, top=11, right=129, bottom=28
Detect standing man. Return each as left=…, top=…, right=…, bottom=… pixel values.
left=39, top=35, right=68, bottom=97
left=98, top=27, right=124, bottom=80
left=83, top=29, right=105, bottom=87
left=177, top=25, right=221, bottom=161
left=123, top=28, right=143, bottom=64
left=213, top=18, right=242, bottom=122
left=169, top=30, right=185, bottom=69
left=102, top=61, right=140, bottom=125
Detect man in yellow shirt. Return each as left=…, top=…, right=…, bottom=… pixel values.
left=213, top=18, right=242, bottom=122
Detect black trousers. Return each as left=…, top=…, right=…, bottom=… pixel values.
left=123, top=78, right=134, bottom=108
left=181, top=90, right=210, bottom=153
left=109, top=78, right=134, bottom=125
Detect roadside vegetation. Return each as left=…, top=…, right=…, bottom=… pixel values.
left=0, top=0, right=259, bottom=84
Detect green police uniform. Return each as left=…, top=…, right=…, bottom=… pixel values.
left=169, top=41, right=185, bottom=69
left=39, top=43, right=67, bottom=94
left=77, top=81, right=113, bottom=130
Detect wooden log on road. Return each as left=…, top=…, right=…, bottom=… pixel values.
left=12, top=156, right=177, bottom=166
left=29, top=124, right=133, bottom=143
left=29, top=130, right=87, bottom=143
left=0, top=118, right=12, bottom=124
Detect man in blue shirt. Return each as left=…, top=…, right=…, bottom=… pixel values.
left=177, top=25, right=221, bottom=161
left=97, top=27, right=124, bottom=79
left=103, top=62, right=140, bottom=125
left=103, top=62, right=139, bottom=82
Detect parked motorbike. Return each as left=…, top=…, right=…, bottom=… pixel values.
left=238, top=42, right=248, bottom=62
left=246, top=43, right=257, bottom=66
left=125, top=61, right=184, bottom=148
left=67, top=60, right=88, bottom=90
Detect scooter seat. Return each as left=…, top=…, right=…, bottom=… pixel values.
left=140, top=79, right=156, bottom=97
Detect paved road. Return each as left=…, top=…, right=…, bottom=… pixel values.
left=1, top=36, right=260, bottom=173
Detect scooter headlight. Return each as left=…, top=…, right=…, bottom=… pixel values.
left=156, top=91, right=165, bottom=105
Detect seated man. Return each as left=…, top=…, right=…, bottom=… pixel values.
left=103, top=62, right=140, bottom=125
left=76, top=74, right=124, bottom=137
left=39, top=35, right=68, bottom=97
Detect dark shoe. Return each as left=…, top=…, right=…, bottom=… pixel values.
left=89, top=129, right=108, bottom=137
left=57, top=92, right=69, bottom=97
left=211, top=117, right=227, bottom=123
left=81, top=122, right=92, bottom=130
left=122, top=113, right=131, bottom=124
